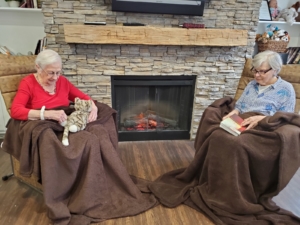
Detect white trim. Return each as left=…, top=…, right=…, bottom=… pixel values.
left=40, top=106, right=45, bottom=120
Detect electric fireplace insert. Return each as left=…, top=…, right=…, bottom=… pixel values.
left=111, top=76, right=196, bottom=141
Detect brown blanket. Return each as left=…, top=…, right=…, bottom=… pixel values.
left=2, top=102, right=157, bottom=225
left=149, top=97, right=300, bottom=225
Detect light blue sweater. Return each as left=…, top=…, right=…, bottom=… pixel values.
left=235, top=77, right=296, bottom=116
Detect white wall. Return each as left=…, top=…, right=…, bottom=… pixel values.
left=0, top=4, right=45, bottom=55
left=0, top=2, right=44, bottom=136
left=0, top=0, right=8, bottom=7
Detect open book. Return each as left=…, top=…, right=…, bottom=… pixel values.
left=220, top=114, right=246, bottom=136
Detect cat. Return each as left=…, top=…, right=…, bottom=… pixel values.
left=60, top=97, right=93, bottom=146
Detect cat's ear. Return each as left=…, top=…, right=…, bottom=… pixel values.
left=75, top=97, right=79, bottom=103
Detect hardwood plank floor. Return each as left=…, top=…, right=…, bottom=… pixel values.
left=0, top=140, right=213, bottom=225
left=0, top=140, right=299, bottom=225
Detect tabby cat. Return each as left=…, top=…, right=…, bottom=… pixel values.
left=60, top=97, right=93, bottom=146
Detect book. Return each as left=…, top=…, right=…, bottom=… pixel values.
left=39, top=38, right=44, bottom=53
left=33, top=0, right=38, bottom=8
left=287, top=47, right=300, bottom=64
left=220, top=114, right=246, bottom=136
left=26, top=0, right=32, bottom=8
left=0, top=46, right=15, bottom=55
left=287, top=47, right=296, bottom=63
left=42, top=37, right=47, bottom=51
left=0, top=46, right=6, bottom=54
left=37, top=0, right=42, bottom=8
left=4, top=46, right=15, bottom=55
left=34, top=39, right=41, bottom=55
left=19, top=2, right=27, bottom=8
left=293, top=52, right=300, bottom=64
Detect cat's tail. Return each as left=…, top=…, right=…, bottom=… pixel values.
left=62, top=126, right=70, bottom=146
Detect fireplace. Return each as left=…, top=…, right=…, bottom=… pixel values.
left=112, top=76, right=196, bottom=141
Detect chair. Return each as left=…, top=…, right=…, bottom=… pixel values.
left=0, top=54, right=42, bottom=192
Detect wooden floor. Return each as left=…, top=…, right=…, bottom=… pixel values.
left=0, top=140, right=299, bottom=225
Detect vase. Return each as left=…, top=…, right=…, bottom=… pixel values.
left=8, top=1, right=20, bottom=7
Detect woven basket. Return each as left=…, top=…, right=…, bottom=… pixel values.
left=257, top=40, right=289, bottom=53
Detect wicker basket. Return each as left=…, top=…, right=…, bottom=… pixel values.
left=257, top=40, right=289, bottom=53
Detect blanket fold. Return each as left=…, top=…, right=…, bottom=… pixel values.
left=2, top=102, right=157, bottom=225
left=149, top=97, right=300, bottom=225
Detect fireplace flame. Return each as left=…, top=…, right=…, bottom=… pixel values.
left=137, top=113, right=144, bottom=119
left=122, top=111, right=177, bottom=131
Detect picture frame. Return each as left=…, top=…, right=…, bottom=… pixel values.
left=259, top=0, right=272, bottom=21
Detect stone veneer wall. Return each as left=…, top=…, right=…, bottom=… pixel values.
left=42, top=0, right=262, bottom=139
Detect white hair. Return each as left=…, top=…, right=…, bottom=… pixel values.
left=35, top=49, right=62, bottom=69
left=252, top=50, right=282, bottom=75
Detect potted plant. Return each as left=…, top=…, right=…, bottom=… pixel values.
left=5, top=0, right=23, bottom=7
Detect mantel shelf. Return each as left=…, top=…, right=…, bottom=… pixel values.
left=64, top=25, right=248, bottom=46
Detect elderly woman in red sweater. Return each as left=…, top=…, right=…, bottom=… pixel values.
left=5, top=49, right=156, bottom=225
left=11, top=49, right=98, bottom=123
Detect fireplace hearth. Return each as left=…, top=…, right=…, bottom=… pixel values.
left=112, top=76, right=196, bottom=141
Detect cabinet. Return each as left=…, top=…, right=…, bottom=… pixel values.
left=257, top=0, right=300, bottom=48
left=0, top=5, right=45, bottom=55
left=0, top=2, right=44, bottom=136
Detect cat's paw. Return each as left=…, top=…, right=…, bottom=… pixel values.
left=69, top=125, right=79, bottom=133
left=60, top=121, right=67, bottom=127
left=62, top=139, right=69, bottom=146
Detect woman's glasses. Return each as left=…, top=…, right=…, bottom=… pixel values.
left=250, top=67, right=272, bottom=75
left=40, top=66, right=62, bottom=77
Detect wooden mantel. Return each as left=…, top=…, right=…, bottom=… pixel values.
left=64, top=25, right=248, bottom=46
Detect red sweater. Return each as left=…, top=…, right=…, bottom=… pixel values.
left=11, top=74, right=91, bottom=120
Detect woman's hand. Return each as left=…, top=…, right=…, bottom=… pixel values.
left=222, top=109, right=240, bottom=120
left=44, top=110, right=67, bottom=123
left=88, top=101, right=98, bottom=123
left=241, top=115, right=266, bottom=130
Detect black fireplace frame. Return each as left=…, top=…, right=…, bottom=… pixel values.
left=111, top=75, right=196, bottom=142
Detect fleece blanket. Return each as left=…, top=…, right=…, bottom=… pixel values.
left=149, top=97, right=300, bottom=225
left=2, top=102, right=157, bottom=225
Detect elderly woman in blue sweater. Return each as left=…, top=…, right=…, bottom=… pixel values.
left=223, top=50, right=296, bottom=128
left=148, top=50, right=300, bottom=225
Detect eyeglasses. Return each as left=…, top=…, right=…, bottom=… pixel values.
left=40, top=67, right=62, bottom=77
left=250, top=67, right=272, bottom=75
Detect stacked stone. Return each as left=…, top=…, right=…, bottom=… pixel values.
left=41, top=0, right=262, bottom=139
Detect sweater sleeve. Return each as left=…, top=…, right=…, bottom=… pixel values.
left=10, top=78, right=32, bottom=120
left=234, top=83, right=251, bottom=113
left=278, top=83, right=296, bottom=113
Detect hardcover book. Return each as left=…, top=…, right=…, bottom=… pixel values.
left=220, top=114, right=246, bottom=136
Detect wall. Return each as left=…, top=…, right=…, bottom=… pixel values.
left=42, top=0, right=262, bottom=139
left=0, top=0, right=8, bottom=7
left=0, top=9, right=45, bottom=55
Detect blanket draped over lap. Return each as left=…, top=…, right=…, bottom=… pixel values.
left=2, top=102, right=157, bottom=225
left=149, top=97, right=300, bottom=225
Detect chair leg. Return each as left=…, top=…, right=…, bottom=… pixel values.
left=1, top=141, right=15, bottom=181
left=2, top=173, right=14, bottom=181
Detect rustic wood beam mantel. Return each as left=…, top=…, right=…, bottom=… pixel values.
left=64, top=25, right=248, bottom=46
